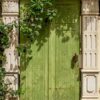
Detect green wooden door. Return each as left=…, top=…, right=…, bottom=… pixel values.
left=20, top=0, right=80, bottom=100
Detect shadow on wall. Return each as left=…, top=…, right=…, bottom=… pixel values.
left=20, top=0, right=80, bottom=70
left=33, top=1, right=80, bottom=51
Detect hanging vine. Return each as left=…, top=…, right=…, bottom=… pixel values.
left=19, top=0, right=57, bottom=54
left=0, top=0, right=57, bottom=98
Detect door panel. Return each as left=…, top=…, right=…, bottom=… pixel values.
left=49, top=1, right=80, bottom=99
left=20, top=0, right=80, bottom=100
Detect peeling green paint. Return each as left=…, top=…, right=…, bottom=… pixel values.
left=20, top=0, right=80, bottom=100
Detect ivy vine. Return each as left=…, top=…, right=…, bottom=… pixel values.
left=19, top=0, right=57, bottom=53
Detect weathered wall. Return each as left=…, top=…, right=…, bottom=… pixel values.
left=2, top=0, right=19, bottom=99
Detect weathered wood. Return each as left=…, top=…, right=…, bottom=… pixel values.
left=20, top=0, right=80, bottom=100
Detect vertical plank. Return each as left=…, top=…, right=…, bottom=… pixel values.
left=49, top=29, right=56, bottom=100
left=44, top=39, right=49, bottom=100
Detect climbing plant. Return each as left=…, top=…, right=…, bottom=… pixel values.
left=0, top=20, right=17, bottom=100
left=19, top=0, right=57, bottom=55
left=0, top=0, right=57, bottom=98
left=0, top=21, right=10, bottom=100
